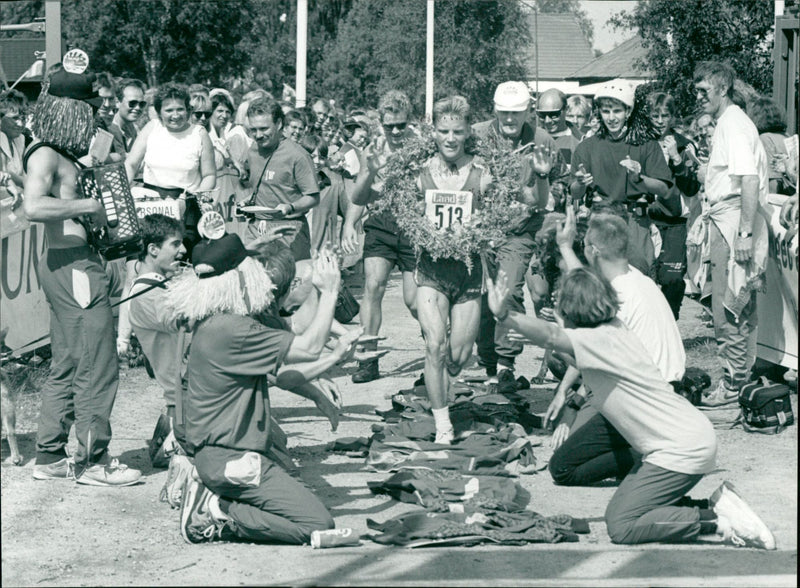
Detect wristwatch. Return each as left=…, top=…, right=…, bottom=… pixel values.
left=535, top=172, right=549, bottom=179
left=738, top=231, right=753, bottom=238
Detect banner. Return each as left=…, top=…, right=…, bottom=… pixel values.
left=1, top=220, right=49, bottom=353
left=756, top=196, right=798, bottom=369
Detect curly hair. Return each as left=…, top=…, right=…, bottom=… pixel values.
left=594, top=85, right=660, bottom=146
left=154, top=83, right=190, bottom=114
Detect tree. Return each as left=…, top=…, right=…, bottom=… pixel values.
left=610, top=0, right=775, bottom=115
left=313, top=0, right=531, bottom=118
left=61, top=0, right=257, bottom=87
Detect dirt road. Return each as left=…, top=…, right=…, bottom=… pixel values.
left=1, top=271, right=797, bottom=586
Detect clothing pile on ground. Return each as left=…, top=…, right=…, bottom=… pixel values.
left=330, top=380, right=589, bottom=547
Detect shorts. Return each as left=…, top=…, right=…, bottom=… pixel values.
left=363, top=225, right=416, bottom=273
left=246, top=218, right=311, bottom=262
left=415, top=251, right=482, bottom=305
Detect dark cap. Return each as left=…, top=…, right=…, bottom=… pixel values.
left=192, top=233, right=258, bottom=279
left=47, top=70, right=102, bottom=108
left=343, top=114, right=370, bottom=131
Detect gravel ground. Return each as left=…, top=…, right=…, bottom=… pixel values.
left=1, top=270, right=797, bottom=587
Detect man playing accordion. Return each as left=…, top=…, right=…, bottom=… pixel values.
left=22, top=60, right=141, bottom=487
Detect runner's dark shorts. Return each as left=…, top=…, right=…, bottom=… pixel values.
left=415, top=250, right=482, bottom=305
left=363, top=225, right=416, bottom=273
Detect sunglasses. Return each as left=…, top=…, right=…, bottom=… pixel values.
left=127, top=100, right=147, bottom=110
left=383, top=122, right=407, bottom=132
left=537, top=110, right=562, bottom=119
left=192, top=111, right=211, bottom=121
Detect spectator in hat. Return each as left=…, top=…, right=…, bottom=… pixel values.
left=167, top=234, right=343, bottom=544
left=472, top=81, right=560, bottom=382
left=23, top=66, right=141, bottom=487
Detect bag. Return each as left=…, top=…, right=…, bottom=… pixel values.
left=736, top=377, right=794, bottom=434
left=334, top=284, right=360, bottom=324
left=678, top=367, right=712, bottom=406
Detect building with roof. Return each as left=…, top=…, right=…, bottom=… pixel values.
left=522, top=12, right=595, bottom=94
left=565, top=36, right=654, bottom=95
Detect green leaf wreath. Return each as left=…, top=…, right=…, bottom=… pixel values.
left=370, top=126, right=531, bottom=269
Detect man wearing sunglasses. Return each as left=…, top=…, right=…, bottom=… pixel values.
left=110, top=78, right=147, bottom=154
left=537, top=89, right=579, bottom=166
left=472, top=81, right=560, bottom=382
left=341, top=90, right=417, bottom=384
left=692, top=61, right=770, bottom=408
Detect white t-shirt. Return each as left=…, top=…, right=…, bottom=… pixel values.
left=143, top=122, right=205, bottom=191
left=705, top=104, right=769, bottom=205
left=612, top=266, right=685, bottom=382
left=565, top=321, right=717, bottom=475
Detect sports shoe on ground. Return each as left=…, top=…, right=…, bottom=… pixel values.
left=161, top=454, right=195, bottom=509
left=32, top=457, right=74, bottom=480
left=711, top=481, right=776, bottom=550
left=75, top=459, right=142, bottom=487
left=352, top=358, right=380, bottom=384
left=180, top=476, right=226, bottom=543
left=434, top=429, right=454, bottom=445
left=700, top=379, right=739, bottom=408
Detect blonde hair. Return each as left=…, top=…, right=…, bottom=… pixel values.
left=164, top=257, right=275, bottom=323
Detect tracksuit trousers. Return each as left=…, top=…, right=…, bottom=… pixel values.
left=194, top=446, right=334, bottom=544
left=35, top=246, right=119, bottom=466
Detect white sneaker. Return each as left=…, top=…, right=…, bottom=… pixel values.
left=434, top=429, right=454, bottom=445
left=700, top=379, right=739, bottom=409
left=711, top=481, right=776, bottom=550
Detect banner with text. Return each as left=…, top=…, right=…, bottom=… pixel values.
left=756, top=197, right=798, bottom=369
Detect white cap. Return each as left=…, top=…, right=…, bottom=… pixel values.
left=494, top=81, right=531, bottom=112
left=593, top=79, right=635, bottom=109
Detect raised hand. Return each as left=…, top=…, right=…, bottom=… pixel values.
left=486, top=270, right=510, bottom=318
left=311, top=247, right=341, bottom=294
left=555, top=204, right=576, bottom=249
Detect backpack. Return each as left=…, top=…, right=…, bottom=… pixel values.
left=736, top=377, right=795, bottom=434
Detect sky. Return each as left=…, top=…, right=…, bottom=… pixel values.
left=580, top=0, right=637, bottom=54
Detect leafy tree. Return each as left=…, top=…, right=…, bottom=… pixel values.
left=610, top=0, right=774, bottom=115
left=313, top=0, right=530, bottom=118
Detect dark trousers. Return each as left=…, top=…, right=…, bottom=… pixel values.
left=654, top=221, right=688, bottom=320
left=36, top=247, right=119, bottom=465
left=476, top=233, right=536, bottom=371
left=605, top=461, right=705, bottom=544
left=194, top=446, right=334, bottom=544
left=549, top=412, right=638, bottom=486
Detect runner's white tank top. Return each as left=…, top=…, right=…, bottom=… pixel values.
left=143, top=121, right=204, bottom=191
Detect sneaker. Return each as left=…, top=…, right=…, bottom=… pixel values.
left=161, top=454, right=195, bottom=509
left=700, top=380, right=739, bottom=408
left=76, top=459, right=142, bottom=487
left=434, top=429, right=454, bottom=445
left=180, top=476, right=225, bottom=544
left=32, top=457, right=74, bottom=480
left=711, top=481, right=776, bottom=550
left=352, top=358, right=380, bottom=384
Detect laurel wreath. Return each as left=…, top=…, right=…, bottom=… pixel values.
left=370, top=127, right=530, bottom=269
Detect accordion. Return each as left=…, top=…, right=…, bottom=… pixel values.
left=77, top=162, right=143, bottom=260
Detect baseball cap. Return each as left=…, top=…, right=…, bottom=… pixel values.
left=593, top=79, right=635, bottom=109
left=47, top=69, right=103, bottom=108
left=192, top=233, right=258, bottom=279
left=494, top=81, right=531, bottom=112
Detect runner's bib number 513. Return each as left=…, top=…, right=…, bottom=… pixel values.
left=424, top=189, right=472, bottom=230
